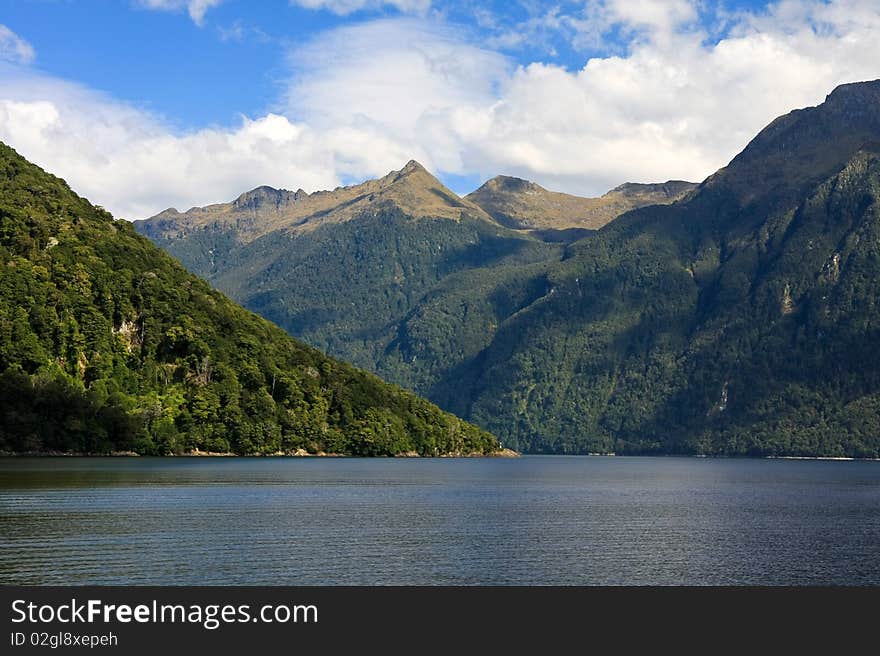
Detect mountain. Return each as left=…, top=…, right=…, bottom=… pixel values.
left=137, top=79, right=880, bottom=458
left=135, top=161, right=566, bottom=395
left=444, top=80, right=880, bottom=457
left=465, top=176, right=696, bottom=233
left=0, top=143, right=499, bottom=456
left=135, top=161, right=696, bottom=401
left=143, top=160, right=497, bottom=265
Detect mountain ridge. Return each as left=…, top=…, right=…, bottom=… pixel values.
left=701, top=79, right=880, bottom=210
left=465, top=175, right=696, bottom=231
left=441, top=80, right=880, bottom=455
left=140, top=159, right=500, bottom=248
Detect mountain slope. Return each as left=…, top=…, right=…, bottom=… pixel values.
left=444, top=80, right=880, bottom=457
left=465, top=176, right=696, bottom=231
left=0, top=143, right=499, bottom=456
left=136, top=162, right=565, bottom=394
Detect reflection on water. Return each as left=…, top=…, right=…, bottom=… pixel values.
left=1, top=456, right=878, bottom=585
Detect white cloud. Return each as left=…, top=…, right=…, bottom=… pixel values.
left=290, top=0, right=431, bottom=15
left=604, top=0, right=698, bottom=35
left=280, top=3, right=880, bottom=195
left=1, top=1, right=880, bottom=220
left=496, top=0, right=701, bottom=54
left=137, top=0, right=223, bottom=25
left=284, top=19, right=510, bottom=173
left=0, top=66, right=350, bottom=218
left=0, top=25, right=35, bottom=65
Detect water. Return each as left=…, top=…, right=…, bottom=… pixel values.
left=1, top=456, right=878, bottom=585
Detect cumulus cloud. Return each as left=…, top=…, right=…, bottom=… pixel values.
left=0, top=66, right=350, bottom=218
left=284, top=19, right=510, bottom=173
left=290, top=0, right=431, bottom=15
left=138, top=0, right=223, bottom=25
left=280, top=1, right=880, bottom=195
left=0, top=25, right=35, bottom=64
left=1, top=1, right=880, bottom=219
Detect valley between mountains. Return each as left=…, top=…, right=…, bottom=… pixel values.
left=135, top=80, right=880, bottom=458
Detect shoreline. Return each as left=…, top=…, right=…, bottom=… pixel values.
left=2, top=449, right=878, bottom=461
left=0, top=447, right=521, bottom=458
left=764, top=455, right=880, bottom=462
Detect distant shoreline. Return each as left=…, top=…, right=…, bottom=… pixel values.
left=764, top=455, right=880, bottom=462
left=2, top=449, right=878, bottom=461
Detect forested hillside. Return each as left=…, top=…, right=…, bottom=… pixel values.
left=0, top=143, right=499, bottom=456
left=449, top=81, right=880, bottom=457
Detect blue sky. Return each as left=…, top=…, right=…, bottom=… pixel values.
left=1, top=1, right=879, bottom=217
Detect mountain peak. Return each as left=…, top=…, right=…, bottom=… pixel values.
left=400, top=159, right=428, bottom=174
left=232, top=185, right=294, bottom=211
left=825, top=79, right=880, bottom=106
left=385, top=159, right=435, bottom=185
left=481, top=175, right=543, bottom=192
left=137, top=158, right=497, bottom=243
left=361, top=159, right=495, bottom=223
left=711, top=78, right=880, bottom=206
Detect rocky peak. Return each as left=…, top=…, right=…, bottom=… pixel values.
left=387, top=160, right=434, bottom=186
left=711, top=78, right=880, bottom=207
left=153, top=207, right=180, bottom=218
left=823, top=79, right=880, bottom=118
left=479, top=176, right=543, bottom=194
left=609, top=181, right=698, bottom=200
left=137, top=158, right=498, bottom=243
left=232, top=185, right=295, bottom=211
left=400, top=159, right=428, bottom=174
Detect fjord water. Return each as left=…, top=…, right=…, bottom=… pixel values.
left=1, top=457, right=878, bottom=585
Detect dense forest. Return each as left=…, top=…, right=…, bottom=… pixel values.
left=0, top=142, right=500, bottom=456
left=445, top=81, right=880, bottom=457
left=139, top=80, right=880, bottom=458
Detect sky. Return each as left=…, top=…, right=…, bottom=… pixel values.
left=1, top=0, right=879, bottom=219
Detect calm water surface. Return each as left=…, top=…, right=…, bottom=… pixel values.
left=1, top=456, right=878, bottom=585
